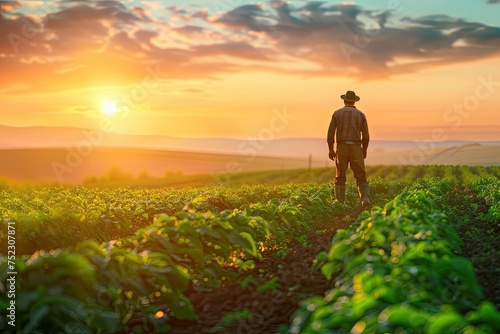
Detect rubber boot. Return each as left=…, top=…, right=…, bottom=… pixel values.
left=358, top=184, right=371, bottom=208
left=335, top=185, right=345, bottom=204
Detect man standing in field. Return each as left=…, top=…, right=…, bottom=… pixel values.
left=327, top=90, right=371, bottom=207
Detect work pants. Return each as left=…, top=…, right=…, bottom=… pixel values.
left=334, top=143, right=368, bottom=186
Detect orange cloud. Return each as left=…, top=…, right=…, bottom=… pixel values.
left=1, top=1, right=499, bottom=95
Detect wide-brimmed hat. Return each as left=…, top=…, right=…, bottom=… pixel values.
left=340, top=90, right=360, bottom=102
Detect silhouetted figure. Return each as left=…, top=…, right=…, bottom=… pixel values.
left=327, top=90, right=370, bottom=207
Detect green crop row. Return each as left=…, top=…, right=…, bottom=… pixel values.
left=0, top=208, right=281, bottom=333
left=0, top=182, right=345, bottom=333
left=470, top=176, right=500, bottom=223
left=2, top=172, right=487, bottom=333
left=0, top=210, right=284, bottom=332
left=0, top=184, right=326, bottom=254
left=0, top=178, right=409, bottom=255
left=286, top=178, right=500, bottom=333
left=2, top=165, right=497, bottom=254
left=367, top=165, right=500, bottom=184
left=0, top=178, right=408, bottom=333
left=78, top=165, right=500, bottom=188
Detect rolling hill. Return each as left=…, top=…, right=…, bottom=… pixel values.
left=0, top=125, right=498, bottom=183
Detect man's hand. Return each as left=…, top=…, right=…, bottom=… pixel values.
left=362, top=142, right=369, bottom=159
left=329, top=150, right=336, bottom=160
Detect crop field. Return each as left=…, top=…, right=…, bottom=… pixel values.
left=1, top=165, right=499, bottom=333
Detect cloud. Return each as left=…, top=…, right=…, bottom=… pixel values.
left=193, top=42, right=274, bottom=61
left=0, top=1, right=160, bottom=93
left=167, top=6, right=188, bottom=15
left=171, top=25, right=205, bottom=37
left=212, top=2, right=500, bottom=79
left=191, top=9, right=208, bottom=20
left=45, top=2, right=146, bottom=30
left=1, top=1, right=499, bottom=94
left=182, top=88, right=203, bottom=93
left=1, top=1, right=21, bottom=12
left=216, top=4, right=269, bottom=30
left=65, top=104, right=95, bottom=115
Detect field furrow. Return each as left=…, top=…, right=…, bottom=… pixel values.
left=1, top=165, right=499, bottom=333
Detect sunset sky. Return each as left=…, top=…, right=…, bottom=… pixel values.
left=1, top=0, right=499, bottom=141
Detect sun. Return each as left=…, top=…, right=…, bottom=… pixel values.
left=102, top=100, right=118, bottom=117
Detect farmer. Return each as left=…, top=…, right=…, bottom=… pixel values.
left=327, top=90, right=370, bottom=207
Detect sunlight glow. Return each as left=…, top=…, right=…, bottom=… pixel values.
left=102, top=100, right=118, bottom=117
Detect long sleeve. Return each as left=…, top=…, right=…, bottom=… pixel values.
left=361, top=114, right=370, bottom=143
left=327, top=114, right=336, bottom=145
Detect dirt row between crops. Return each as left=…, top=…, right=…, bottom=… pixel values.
left=446, top=186, right=500, bottom=310
left=459, top=217, right=500, bottom=310
left=168, top=207, right=363, bottom=334
left=454, top=193, right=500, bottom=310
left=167, top=189, right=500, bottom=334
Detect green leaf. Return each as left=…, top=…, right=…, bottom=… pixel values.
left=239, top=232, right=257, bottom=257
left=258, top=276, right=280, bottom=292
left=385, top=304, right=427, bottom=329
left=321, top=262, right=339, bottom=280
left=327, top=240, right=351, bottom=261
left=22, top=304, right=50, bottom=333
left=240, top=275, right=259, bottom=290
left=425, top=309, right=467, bottom=334
left=94, top=311, right=122, bottom=332
left=170, top=295, right=196, bottom=320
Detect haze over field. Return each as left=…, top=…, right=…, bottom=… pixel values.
left=0, top=124, right=499, bottom=183
left=1, top=0, right=499, bottom=182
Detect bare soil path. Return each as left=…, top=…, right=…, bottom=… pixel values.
left=167, top=185, right=500, bottom=334
left=168, top=207, right=364, bottom=334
